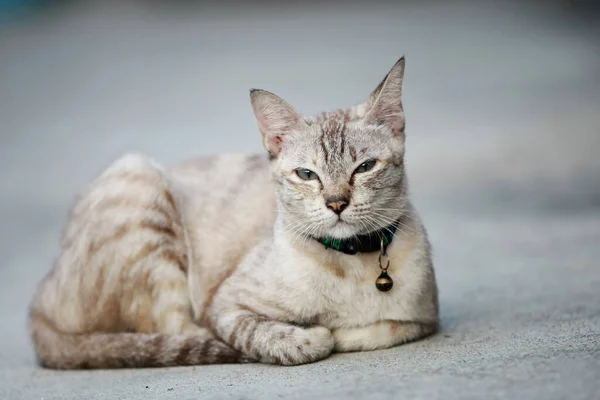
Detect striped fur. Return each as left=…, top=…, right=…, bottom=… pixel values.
left=29, top=58, right=439, bottom=369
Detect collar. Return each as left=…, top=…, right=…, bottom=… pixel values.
left=313, top=222, right=398, bottom=255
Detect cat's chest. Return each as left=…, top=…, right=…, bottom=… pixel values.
left=300, top=252, right=410, bottom=328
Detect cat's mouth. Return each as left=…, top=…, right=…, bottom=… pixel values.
left=322, top=218, right=360, bottom=239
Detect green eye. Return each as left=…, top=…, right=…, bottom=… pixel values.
left=295, top=168, right=319, bottom=180
left=354, top=159, right=377, bottom=174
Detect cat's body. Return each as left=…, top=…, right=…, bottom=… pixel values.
left=29, top=58, right=439, bottom=369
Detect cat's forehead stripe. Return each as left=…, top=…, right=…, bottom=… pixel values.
left=319, top=134, right=330, bottom=163
left=339, top=126, right=346, bottom=156
left=349, top=145, right=357, bottom=162
left=318, top=118, right=349, bottom=166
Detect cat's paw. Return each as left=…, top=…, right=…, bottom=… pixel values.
left=264, top=326, right=334, bottom=366
left=300, top=326, right=335, bottom=364
left=239, top=354, right=259, bottom=363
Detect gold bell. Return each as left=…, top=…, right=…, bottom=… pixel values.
left=376, top=270, right=393, bottom=292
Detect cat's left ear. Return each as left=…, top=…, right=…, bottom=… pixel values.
left=364, top=57, right=406, bottom=137
left=250, top=89, right=308, bottom=158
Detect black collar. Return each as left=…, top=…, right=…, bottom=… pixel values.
left=313, top=222, right=398, bottom=255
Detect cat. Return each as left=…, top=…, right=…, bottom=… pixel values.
left=28, top=57, right=439, bottom=369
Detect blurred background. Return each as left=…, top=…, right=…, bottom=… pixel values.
left=0, top=0, right=599, bottom=398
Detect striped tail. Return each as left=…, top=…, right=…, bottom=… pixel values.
left=29, top=312, right=253, bottom=369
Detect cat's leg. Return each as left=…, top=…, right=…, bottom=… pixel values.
left=332, top=320, right=438, bottom=352
left=93, top=153, right=202, bottom=336
left=68, top=152, right=200, bottom=336
left=210, top=308, right=334, bottom=365
left=206, top=300, right=334, bottom=365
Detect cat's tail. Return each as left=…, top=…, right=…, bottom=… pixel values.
left=29, top=311, right=253, bottom=369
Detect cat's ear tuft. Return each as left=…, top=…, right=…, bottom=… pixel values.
left=364, top=57, right=406, bottom=137
left=250, top=89, right=307, bottom=158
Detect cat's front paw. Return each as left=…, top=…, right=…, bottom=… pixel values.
left=264, top=326, right=334, bottom=366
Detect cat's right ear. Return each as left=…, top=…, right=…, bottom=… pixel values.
left=250, top=89, right=307, bottom=159
left=363, top=57, right=406, bottom=137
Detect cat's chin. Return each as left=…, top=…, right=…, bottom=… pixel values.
left=321, top=221, right=362, bottom=240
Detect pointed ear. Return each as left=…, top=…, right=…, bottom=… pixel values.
left=361, top=69, right=387, bottom=111
left=364, top=57, right=406, bottom=137
left=250, top=89, right=307, bottom=158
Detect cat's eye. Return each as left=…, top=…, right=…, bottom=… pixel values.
left=295, top=168, right=319, bottom=181
left=354, top=159, right=377, bottom=174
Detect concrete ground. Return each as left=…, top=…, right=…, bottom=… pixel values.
left=1, top=1, right=599, bottom=398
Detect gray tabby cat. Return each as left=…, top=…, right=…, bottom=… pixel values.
left=29, top=57, right=439, bottom=369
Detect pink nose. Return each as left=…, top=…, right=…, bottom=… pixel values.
left=326, top=197, right=349, bottom=214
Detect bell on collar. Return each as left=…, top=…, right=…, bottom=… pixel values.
left=375, top=270, right=393, bottom=292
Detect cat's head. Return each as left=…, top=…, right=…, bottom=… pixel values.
left=250, top=58, right=408, bottom=240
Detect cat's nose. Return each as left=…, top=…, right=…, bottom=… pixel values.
left=325, top=197, right=349, bottom=215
